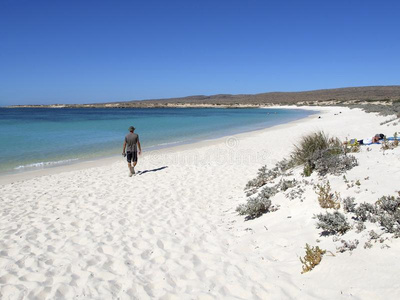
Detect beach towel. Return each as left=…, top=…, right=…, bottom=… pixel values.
left=361, top=142, right=380, bottom=145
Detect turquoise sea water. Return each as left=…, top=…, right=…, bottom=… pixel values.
left=0, top=107, right=316, bottom=174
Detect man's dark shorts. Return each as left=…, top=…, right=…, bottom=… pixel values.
left=127, top=151, right=138, bottom=163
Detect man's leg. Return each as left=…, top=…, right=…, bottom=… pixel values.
left=132, top=151, right=138, bottom=174
left=127, top=152, right=134, bottom=176
left=128, top=164, right=134, bottom=176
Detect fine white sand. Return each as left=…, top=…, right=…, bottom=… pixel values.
left=1, top=106, right=400, bottom=299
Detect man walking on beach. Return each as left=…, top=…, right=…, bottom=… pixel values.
left=122, top=126, right=141, bottom=177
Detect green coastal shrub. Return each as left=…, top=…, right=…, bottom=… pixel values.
left=236, top=197, right=272, bottom=219
left=245, top=159, right=293, bottom=191
left=348, top=193, right=400, bottom=237
left=236, top=184, right=280, bottom=219
left=336, top=239, right=359, bottom=253
left=245, top=165, right=270, bottom=190
left=342, top=196, right=356, bottom=213
left=312, top=151, right=358, bottom=176
left=290, top=131, right=357, bottom=176
left=290, top=131, right=341, bottom=166
left=354, top=202, right=377, bottom=222
left=280, top=178, right=298, bottom=191
left=376, top=194, right=400, bottom=235
left=316, top=211, right=350, bottom=235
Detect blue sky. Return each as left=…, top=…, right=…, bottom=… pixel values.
left=0, top=0, right=399, bottom=106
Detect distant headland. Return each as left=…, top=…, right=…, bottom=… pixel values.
left=7, top=85, right=400, bottom=108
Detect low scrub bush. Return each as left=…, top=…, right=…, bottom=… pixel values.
left=354, top=203, right=377, bottom=222
left=342, top=196, right=356, bottom=213
left=336, top=239, right=359, bottom=253
left=258, top=185, right=279, bottom=199
left=300, top=244, right=326, bottom=274
left=376, top=194, right=400, bottom=213
left=313, top=152, right=358, bottom=176
left=381, top=133, right=399, bottom=151
left=364, top=241, right=373, bottom=249
left=369, top=230, right=380, bottom=240
left=236, top=197, right=272, bottom=219
left=316, top=211, right=350, bottom=235
left=280, top=178, right=298, bottom=191
left=349, top=102, right=400, bottom=116
left=275, top=158, right=294, bottom=174
left=245, top=188, right=258, bottom=197
left=285, top=185, right=306, bottom=201
left=245, top=158, right=295, bottom=194
left=245, top=166, right=270, bottom=190
left=237, top=185, right=280, bottom=219
left=376, top=194, right=400, bottom=235
left=245, top=160, right=293, bottom=190
left=348, top=193, right=400, bottom=237
left=355, top=221, right=366, bottom=233
left=379, top=215, right=398, bottom=234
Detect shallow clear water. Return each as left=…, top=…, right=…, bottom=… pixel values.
left=0, top=107, right=316, bottom=173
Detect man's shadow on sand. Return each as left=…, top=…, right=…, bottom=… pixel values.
left=138, top=166, right=168, bottom=175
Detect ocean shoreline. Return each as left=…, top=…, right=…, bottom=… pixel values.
left=0, top=106, right=317, bottom=184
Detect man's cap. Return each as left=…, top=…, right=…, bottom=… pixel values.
left=129, top=126, right=135, bottom=131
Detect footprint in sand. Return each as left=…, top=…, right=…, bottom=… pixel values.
left=141, top=249, right=152, bottom=259
left=156, top=240, right=164, bottom=250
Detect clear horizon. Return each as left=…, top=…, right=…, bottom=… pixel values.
left=1, top=0, right=399, bottom=106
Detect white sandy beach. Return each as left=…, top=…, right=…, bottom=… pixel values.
left=1, top=106, right=400, bottom=299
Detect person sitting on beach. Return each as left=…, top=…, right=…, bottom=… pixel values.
left=122, top=126, right=142, bottom=177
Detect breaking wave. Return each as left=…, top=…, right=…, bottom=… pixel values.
left=14, top=158, right=79, bottom=170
